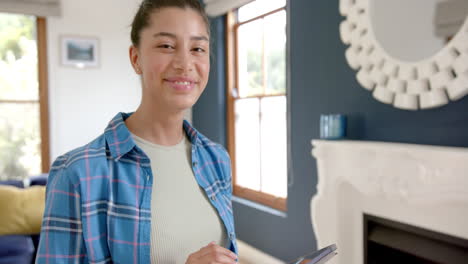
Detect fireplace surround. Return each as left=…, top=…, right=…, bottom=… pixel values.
left=310, top=140, right=468, bottom=264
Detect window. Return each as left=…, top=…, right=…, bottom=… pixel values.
left=226, top=0, right=288, bottom=211
left=0, top=13, right=50, bottom=181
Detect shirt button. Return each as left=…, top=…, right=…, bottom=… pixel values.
left=193, top=161, right=198, bottom=167
left=229, top=232, right=235, bottom=240
left=211, top=195, right=216, bottom=201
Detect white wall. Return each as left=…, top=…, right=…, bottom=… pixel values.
left=46, top=0, right=138, bottom=161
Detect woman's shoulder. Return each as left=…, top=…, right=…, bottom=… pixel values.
left=49, top=134, right=109, bottom=182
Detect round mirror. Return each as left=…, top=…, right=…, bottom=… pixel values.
left=339, top=0, right=468, bottom=110
left=370, top=0, right=467, bottom=62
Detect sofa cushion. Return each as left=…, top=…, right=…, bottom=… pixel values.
left=0, top=179, right=24, bottom=188
left=0, top=235, right=34, bottom=264
left=0, top=185, right=46, bottom=235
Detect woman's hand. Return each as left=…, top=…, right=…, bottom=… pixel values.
left=186, top=242, right=238, bottom=264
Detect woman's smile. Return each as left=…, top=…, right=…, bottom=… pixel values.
left=164, top=76, right=197, bottom=92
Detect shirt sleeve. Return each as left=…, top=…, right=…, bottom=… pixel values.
left=36, top=156, right=87, bottom=264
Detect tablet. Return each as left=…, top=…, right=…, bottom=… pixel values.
left=287, top=244, right=337, bottom=264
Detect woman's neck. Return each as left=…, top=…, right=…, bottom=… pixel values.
left=125, top=104, right=185, bottom=146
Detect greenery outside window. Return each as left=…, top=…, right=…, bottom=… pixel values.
left=0, top=13, right=50, bottom=181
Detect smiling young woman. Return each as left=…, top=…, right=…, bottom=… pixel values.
left=128, top=6, right=211, bottom=123
left=36, top=1, right=238, bottom=264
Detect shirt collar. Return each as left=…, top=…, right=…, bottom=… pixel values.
left=183, top=119, right=202, bottom=146
left=105, top=112, right=202, bottom=160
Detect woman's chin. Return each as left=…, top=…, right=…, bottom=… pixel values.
left=170, top=99, right=197, bottom=112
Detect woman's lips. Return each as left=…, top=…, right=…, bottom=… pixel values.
left=164, top=78, right=196, bottom=92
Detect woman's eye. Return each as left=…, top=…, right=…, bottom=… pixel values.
left=192, top=47, right=206, bottom=53
left=157, top=44, right=174, bottom=49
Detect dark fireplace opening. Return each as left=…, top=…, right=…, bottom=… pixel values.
left=364, top=214, right=468, bottom=264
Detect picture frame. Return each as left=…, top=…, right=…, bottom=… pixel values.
left=60, top=36, right=99, bottom=68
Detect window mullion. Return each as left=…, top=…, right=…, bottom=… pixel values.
left=0, top=100, right=39, bottom=104
left=228, top=12, right=238, bottom=189
left=258, top=97, right=263, bottom=193
left=37, top=17, right=50, bottom=173
left=259, top=17, right=266, bottom=192
left=261, top=18, right=266, bottom=95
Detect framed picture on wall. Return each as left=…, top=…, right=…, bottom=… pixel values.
left=60, top=36, right=99, bottom=68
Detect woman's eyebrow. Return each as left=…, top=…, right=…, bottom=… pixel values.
left=153, top=32, right=208, bottom=42
left=153, top=32, right=176, bottom=39
left=191, top=35, right=209, bottom=42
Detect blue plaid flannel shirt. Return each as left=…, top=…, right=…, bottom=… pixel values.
left=36, top=112, right=237, bottom=264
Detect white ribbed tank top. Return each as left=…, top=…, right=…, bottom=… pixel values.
left=131, top=133, right=227, bottom=264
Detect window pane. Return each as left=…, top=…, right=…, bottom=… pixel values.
left=235, top=98, right=261, bottom=191
left=238, top=0, right=286, bottom=22
left=0, top=13, right=38, bottom=101
left=0, top=102, right=41, bottom=180
left=265, top=10, right=286, bottom=95
left=237, top=19, right=264, bottom=97
left=260, top=96, right=287, bottom=198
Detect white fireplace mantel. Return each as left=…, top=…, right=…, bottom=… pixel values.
left=310, top=140, right=468, bottom=264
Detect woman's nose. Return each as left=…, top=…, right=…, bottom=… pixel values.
left=172, top=50, right=193, bottom=72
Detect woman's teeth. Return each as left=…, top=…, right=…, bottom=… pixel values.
left=175, top=81, right=191, bottom=85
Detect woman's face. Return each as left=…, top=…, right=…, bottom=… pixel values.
left=130, top=7, right=210, bottom=112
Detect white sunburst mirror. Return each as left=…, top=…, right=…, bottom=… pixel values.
left=339, top=0, right=468, bottom=110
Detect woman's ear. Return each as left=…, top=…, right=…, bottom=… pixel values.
left=129, top=45, right=142, bottom=74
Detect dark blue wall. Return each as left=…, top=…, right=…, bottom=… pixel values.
left=193, top=16, right=227, bottom=146
left=193, top=0, right=468, bottom=261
